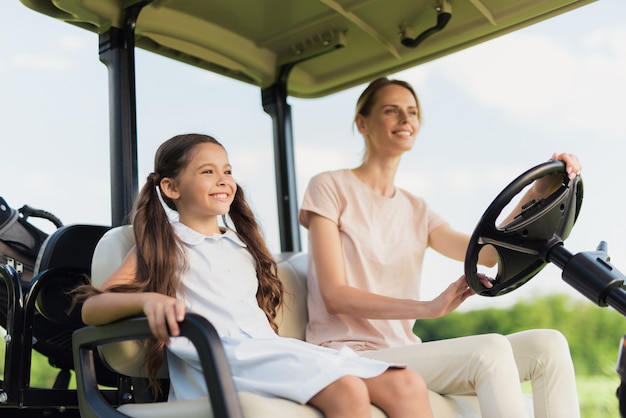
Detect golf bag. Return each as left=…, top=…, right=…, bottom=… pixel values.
left=0, top=196, right=62, bottom=328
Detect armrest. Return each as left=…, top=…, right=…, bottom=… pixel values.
left=73, top=313, right=244, bottom=418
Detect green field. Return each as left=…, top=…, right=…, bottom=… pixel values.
left=576, top=375, right=620, bottom=417
left=521, top=376, right=619, bottom=417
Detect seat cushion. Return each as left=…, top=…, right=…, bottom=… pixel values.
left=117, top=390, right=482, bottom=418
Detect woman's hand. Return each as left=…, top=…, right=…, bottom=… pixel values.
left=476, top=272, right=494, bottom=289
left=427, top=274, right=494, bottom=318
left=142, top=293, right=187, bottom=344
left=427, top=276, right=474, bottom=318
left=554, top=152, right=582, bottom=180
left=533, top=152, right=582, bottom=197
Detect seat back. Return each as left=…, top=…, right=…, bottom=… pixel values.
left=34, top=224, right=111, bottom=326
left=2, top=224, right=115, bottom=400
left=90, top=226, right=151, bottom=377
left=27, top=225, right=110, bottom=365
left=90, top=226, right=310, bottom=378
left=34, top=225, right=109, bottom=274
left=274, top=252, right=309, bottom=339
left=90, top=225, right=135, bottom=287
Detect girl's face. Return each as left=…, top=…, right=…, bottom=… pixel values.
left=162, top=142, right=237, bottom=232
left=356, top=84, right=420, bottom=157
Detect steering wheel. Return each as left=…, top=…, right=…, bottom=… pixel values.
left=465, top=160, right=583, bottom=296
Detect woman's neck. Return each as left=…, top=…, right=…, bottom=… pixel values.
left=352, top=155, right=400, bottom=198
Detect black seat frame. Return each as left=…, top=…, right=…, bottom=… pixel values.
left=0, top=224, right=116, bottom=416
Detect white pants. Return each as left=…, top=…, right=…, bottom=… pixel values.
left=359, top=329, right=580, bottom=418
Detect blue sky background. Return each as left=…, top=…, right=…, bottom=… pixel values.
left=1, top=0, right=625, bottom=311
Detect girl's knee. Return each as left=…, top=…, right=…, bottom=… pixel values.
left=338, top=375, right=369, bottom=397
left=384, top=369, right=429, bottom=401
left=309, top=376, right=371, bottom=418
left=402, top=369, right=428, bottom=395
left=377, top=370, right=432, bottom=417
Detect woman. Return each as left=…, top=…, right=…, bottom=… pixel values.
left=299, top=78, right=581, bottom=418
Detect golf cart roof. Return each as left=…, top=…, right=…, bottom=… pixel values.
left=21, top=0, right=594, bottom=98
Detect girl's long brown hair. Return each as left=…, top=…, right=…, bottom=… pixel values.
left=78, top=133, right=283, bottom=396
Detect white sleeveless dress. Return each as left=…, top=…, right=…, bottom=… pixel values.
left=166, top=222, right=391, bottom=404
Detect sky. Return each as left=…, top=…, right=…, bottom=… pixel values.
left=1, top=0, right=625, bottom=312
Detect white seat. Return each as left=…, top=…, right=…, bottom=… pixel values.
left=85, top=225, right=532, bottom=417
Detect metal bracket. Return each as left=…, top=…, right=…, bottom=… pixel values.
left=400, top=0, right=452, bottom=48
left=278, top=29, right=347, bottom=66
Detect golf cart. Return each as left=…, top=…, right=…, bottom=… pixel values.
left=3, top=0, right=622, bottom=416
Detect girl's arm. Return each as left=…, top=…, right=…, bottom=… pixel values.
left=308, top=214, right=472, bottom=320
left=81, top=247, right=186, bottom=343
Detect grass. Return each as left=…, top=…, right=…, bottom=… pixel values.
left=577, top=375, right=620, bottom=417
left=0, top=339, right=77, bottom=389
left=523, top=376, right=619, bottom=417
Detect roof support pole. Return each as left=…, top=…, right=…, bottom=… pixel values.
left=262, top=66, right=301, bottom=252
left=98, top=3, right=147, bottom=226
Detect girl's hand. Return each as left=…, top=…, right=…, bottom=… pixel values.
left=142, top=293, right=186, bottom=344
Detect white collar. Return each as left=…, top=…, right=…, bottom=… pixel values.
left=172, top=222, right=246, bottom=248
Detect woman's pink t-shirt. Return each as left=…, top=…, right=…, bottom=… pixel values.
left=299, top=170, right=447, bottom=350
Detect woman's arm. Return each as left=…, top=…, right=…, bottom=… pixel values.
left=429, top=152, right=583, bottom=266
left=427, top=223, right=499, bottom=267
left=308, top=214, right=472, bottom=320
left=81, top=247, right=186, bottom=343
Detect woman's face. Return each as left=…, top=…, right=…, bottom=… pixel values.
left=356, top=84, right=420, bottom=157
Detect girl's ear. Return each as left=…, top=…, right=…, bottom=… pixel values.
left=160, top=177, right=180, bottom=200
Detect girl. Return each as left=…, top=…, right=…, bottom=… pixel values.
left=299, top=78, right=582, bottom=418
left=79, top=133, right=433, bottom=418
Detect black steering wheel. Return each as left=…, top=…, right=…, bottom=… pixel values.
left=465, top=160, right=584, bottom=296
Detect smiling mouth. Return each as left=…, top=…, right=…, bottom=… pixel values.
left=211, top=193, right=229, bottom=200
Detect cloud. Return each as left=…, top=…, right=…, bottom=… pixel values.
left=295, top=143, right=358, bottom=185
left=421, top=26, right=626, bottom=139
left=583, top=25, right=626, bottom=56
left=58, top=34, right=89, bottom=52
left=435, top=33, right=574, bottom=114
left=197, top=70, right=228, bottom=85
left=10, top=52, right=71, bottom=72
left=7, top=32, right=87, bottom=73
left=396, top=167, right=435, bottom=196
left=394, top=67, right=432, bottom=91
left=441, top=167, right=480, bottom=194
